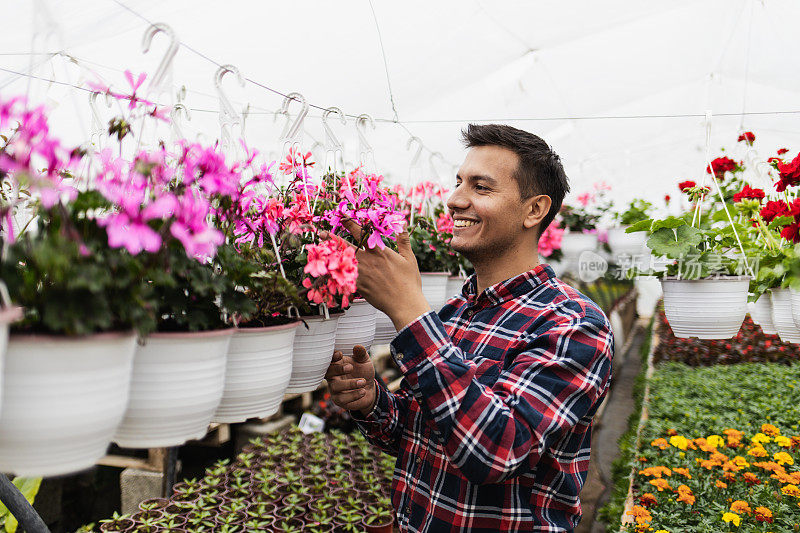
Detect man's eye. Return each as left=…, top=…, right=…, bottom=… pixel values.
left=475, top=185, right=488, bottom=191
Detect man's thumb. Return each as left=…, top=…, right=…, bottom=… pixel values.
left=396, top=231, right=414, bottom=261
left=353, top=344, right=371, bottom=363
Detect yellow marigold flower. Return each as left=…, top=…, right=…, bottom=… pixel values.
left=752, top=432, right=771, bottom=445
left=670, top=435, right=690, bottom=450
left=707, top=435, right=725, bottom=448
left=774, top=451, right=794, bottom=466
left=651, top=438, right=669, bottom=450
left=781, top=484, right=800, bottom=497
left=722, top=512, right=741, bottom=527
left=655, top=530, right=670, bottom=533
left=775, top=435, right=792, bottom=447
left=732, top=456, right=749, bottom=468
left=747, top=446, right=768, bottom=458
left=715, top=479, right=728, bottom=488
left=730, top=500, right=752, bottom=514
left=761, top=423, right=780, bottom=436
left=649, top=478, right=672, bottom=492
left=673, top=467, right=691, bottom=479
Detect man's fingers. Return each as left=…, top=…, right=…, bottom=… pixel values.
left=352, top=344, right=371, bottom=364
left=317, top=229, right=358, bottom=250
left=331, top=350, right=343, bottom=362
left=324, top=355, right=354, bottom=380
left=341, top=218, right=364, bottom=241
left=329, top=377, right=368, bottom=394
left=396, top=231, right=416, bottom=263
left=332, top=388, right=368, bottom=406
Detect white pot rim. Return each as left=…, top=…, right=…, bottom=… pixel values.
left=420, top=272, right=450, bottom=276
left=0, top=306, right=22, bottom=324
left=10, top=330, right=136, bottom=342
left=147, top=328, right=235, bottom=340
left=662, top=276, right=751, bottom=283
left=300, top=311, right=345, bottom=321
left=448, top=275, right=467, bottom=280
left=234, top=321, right=301, bottom=333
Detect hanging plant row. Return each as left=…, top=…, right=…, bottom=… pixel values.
left=0, top=76, right=465, bottom=477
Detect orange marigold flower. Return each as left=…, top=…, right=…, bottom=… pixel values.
left=677, top=489, right=695, bottom=505
left=673, top=467, right=692, bottom=479
left=730, top=500, right=752, bottom=514
left=761, top=423, right=780, bottom=437
left=638, top=493, right=658, bottom=507
left=667, top=428, right=678, bottom=436
left=722, top=472, right=737, bottom=482
left=773, top=471, right=800, bottom=484
left=722, top=460, right=742, bottom=472
left=637, top=456, right=648, bottom=463
left=790, top=435, right=800, bottom=448
left=627, top=505, right=653, bottom=524
left=753, top=461, right=782, bottom=473
left=742, top=472, right=761, bottom=485
left=715, top=479, right=728, bottom=489
left=700, top=459, right=719, bottom=470
left=723, top=428, right=743, bottom=439
left=649, top=478, right=672, bottom=492
left=754, top=506, right=773, bottom=523
left=710, top=452, right=729, bottom=463
left=651, top=438, right=669, bottom=450
left=639, top=466, right=672, bottom=478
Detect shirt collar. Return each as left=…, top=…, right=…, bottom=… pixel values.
left=462, top=264, right=555, bottom=307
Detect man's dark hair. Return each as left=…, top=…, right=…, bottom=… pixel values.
left=461, top=123, right=569, bottom=235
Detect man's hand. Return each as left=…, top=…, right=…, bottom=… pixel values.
left=321, top=221, right=431, bottom=331
left=325, top=345, right=377, bottom=415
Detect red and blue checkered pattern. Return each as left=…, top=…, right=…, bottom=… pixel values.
left=353, top=264, right=614, bottom=532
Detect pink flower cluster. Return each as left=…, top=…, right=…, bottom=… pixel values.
left=538, top=221, right=564, bottom=258
left=302, top=238, right=358, bottom=308
left=0, top=95, right=80, bottom=235
left=95, top=140, right=244, bottom=259
left=323, top=170, right=406, bottom=250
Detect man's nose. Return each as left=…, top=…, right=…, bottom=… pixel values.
left=447, top=185, right=470, bottom=213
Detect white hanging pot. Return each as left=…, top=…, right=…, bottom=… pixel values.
left=751, top=292, right=777, bottom=335
left=334, top=298, right=376, bottom=355
left=559, top=232, right=598, bottom=272
left=661, top=277, right=749, bottom=339
left=286, top=313, right=341, bottom=394
left=420, top=272, right=450, bottom=311
left=214, top=322, right=300, bottom=423
left=772, top=288, right=800, bottom=342
left=0, top=302, right=22, bottom=420
left=606, top=227, right=646, bottom=261
left=446, top=276, right=467, bottom=302
left=113, top=329, right=233, bottom=448
left=747, top=301, right=758, bottom=324
left=372, top=310, right=396, bottom=346
left=0, top=332, right=136, bottom=476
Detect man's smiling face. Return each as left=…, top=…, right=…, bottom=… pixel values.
left=447, top=145, right=532, bottom=263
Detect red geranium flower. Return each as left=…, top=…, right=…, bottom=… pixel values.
left=664, top=194, right=671, bottom=204
left=678, top=180, right=696, bottom=192
left=776, top=152, right=800, bottom=192
left=778, top=148, right=789, bottom=155
left=733, top=185, right=765, bottom=203
left=737, top=131, right=755, bottom=144
left=707, top=156, right=739, bottom=179
left=759, top=200, right=790, bottom=223
left=781, top=221, right=800, bottom=243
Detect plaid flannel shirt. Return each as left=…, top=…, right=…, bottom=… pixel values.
left=353, top=264, right=614, bottom=532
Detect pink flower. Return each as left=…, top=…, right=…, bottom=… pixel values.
left=576, top=192, right=594, bottom=207
left=102, top=212, right=162, bottom=255
left=538, top=222, right=564, bottom=258
left=302, top=238, right=358, bottom=307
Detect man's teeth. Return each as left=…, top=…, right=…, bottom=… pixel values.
left=454, top=220, right=478, bottom=228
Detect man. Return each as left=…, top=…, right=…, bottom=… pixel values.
left=324, top=124, right=613, bottom=532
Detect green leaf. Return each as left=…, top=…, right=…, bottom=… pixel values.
left=646, top=226, right=703, bottom=258
left=0, top=477, right=40, bottom=533
left=650, top=216, right=689, bottom=231
left=625, top=218, right=653, bottom=233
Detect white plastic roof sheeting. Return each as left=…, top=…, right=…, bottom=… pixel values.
left=2, top=0, right=799, bottom=208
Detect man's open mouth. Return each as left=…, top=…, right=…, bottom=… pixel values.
left=453, top=219, right=480, bottom=229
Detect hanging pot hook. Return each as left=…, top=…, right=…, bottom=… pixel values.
left=278, top=92, right=309, bottom=141
left=322, top=107, right=347, bottom=151
left=171, top=103, right=191, bottom=141
left=356, top=114, right=375, bottom=155
left=428, top=151, right=445, bottom=180
left=407, top=136, right=424, bottom=169
left=141, top=23, right=179, bottom=95
left=214, top=64, right=245, bottom=120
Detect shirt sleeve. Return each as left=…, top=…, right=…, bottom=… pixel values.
left=389, top=310, right=613, bottom=485
left=351, top=376, right=413, bottom=457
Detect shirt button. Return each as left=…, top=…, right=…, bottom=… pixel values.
left=465, top=309, right=474, bottom=317
left=396, top=352, right=404, bottom=361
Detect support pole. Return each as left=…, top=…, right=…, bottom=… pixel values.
left=0, top=474, right=50, bottom=533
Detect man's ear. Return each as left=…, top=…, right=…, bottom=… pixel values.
left=523, top=194, right=552, bottom=229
